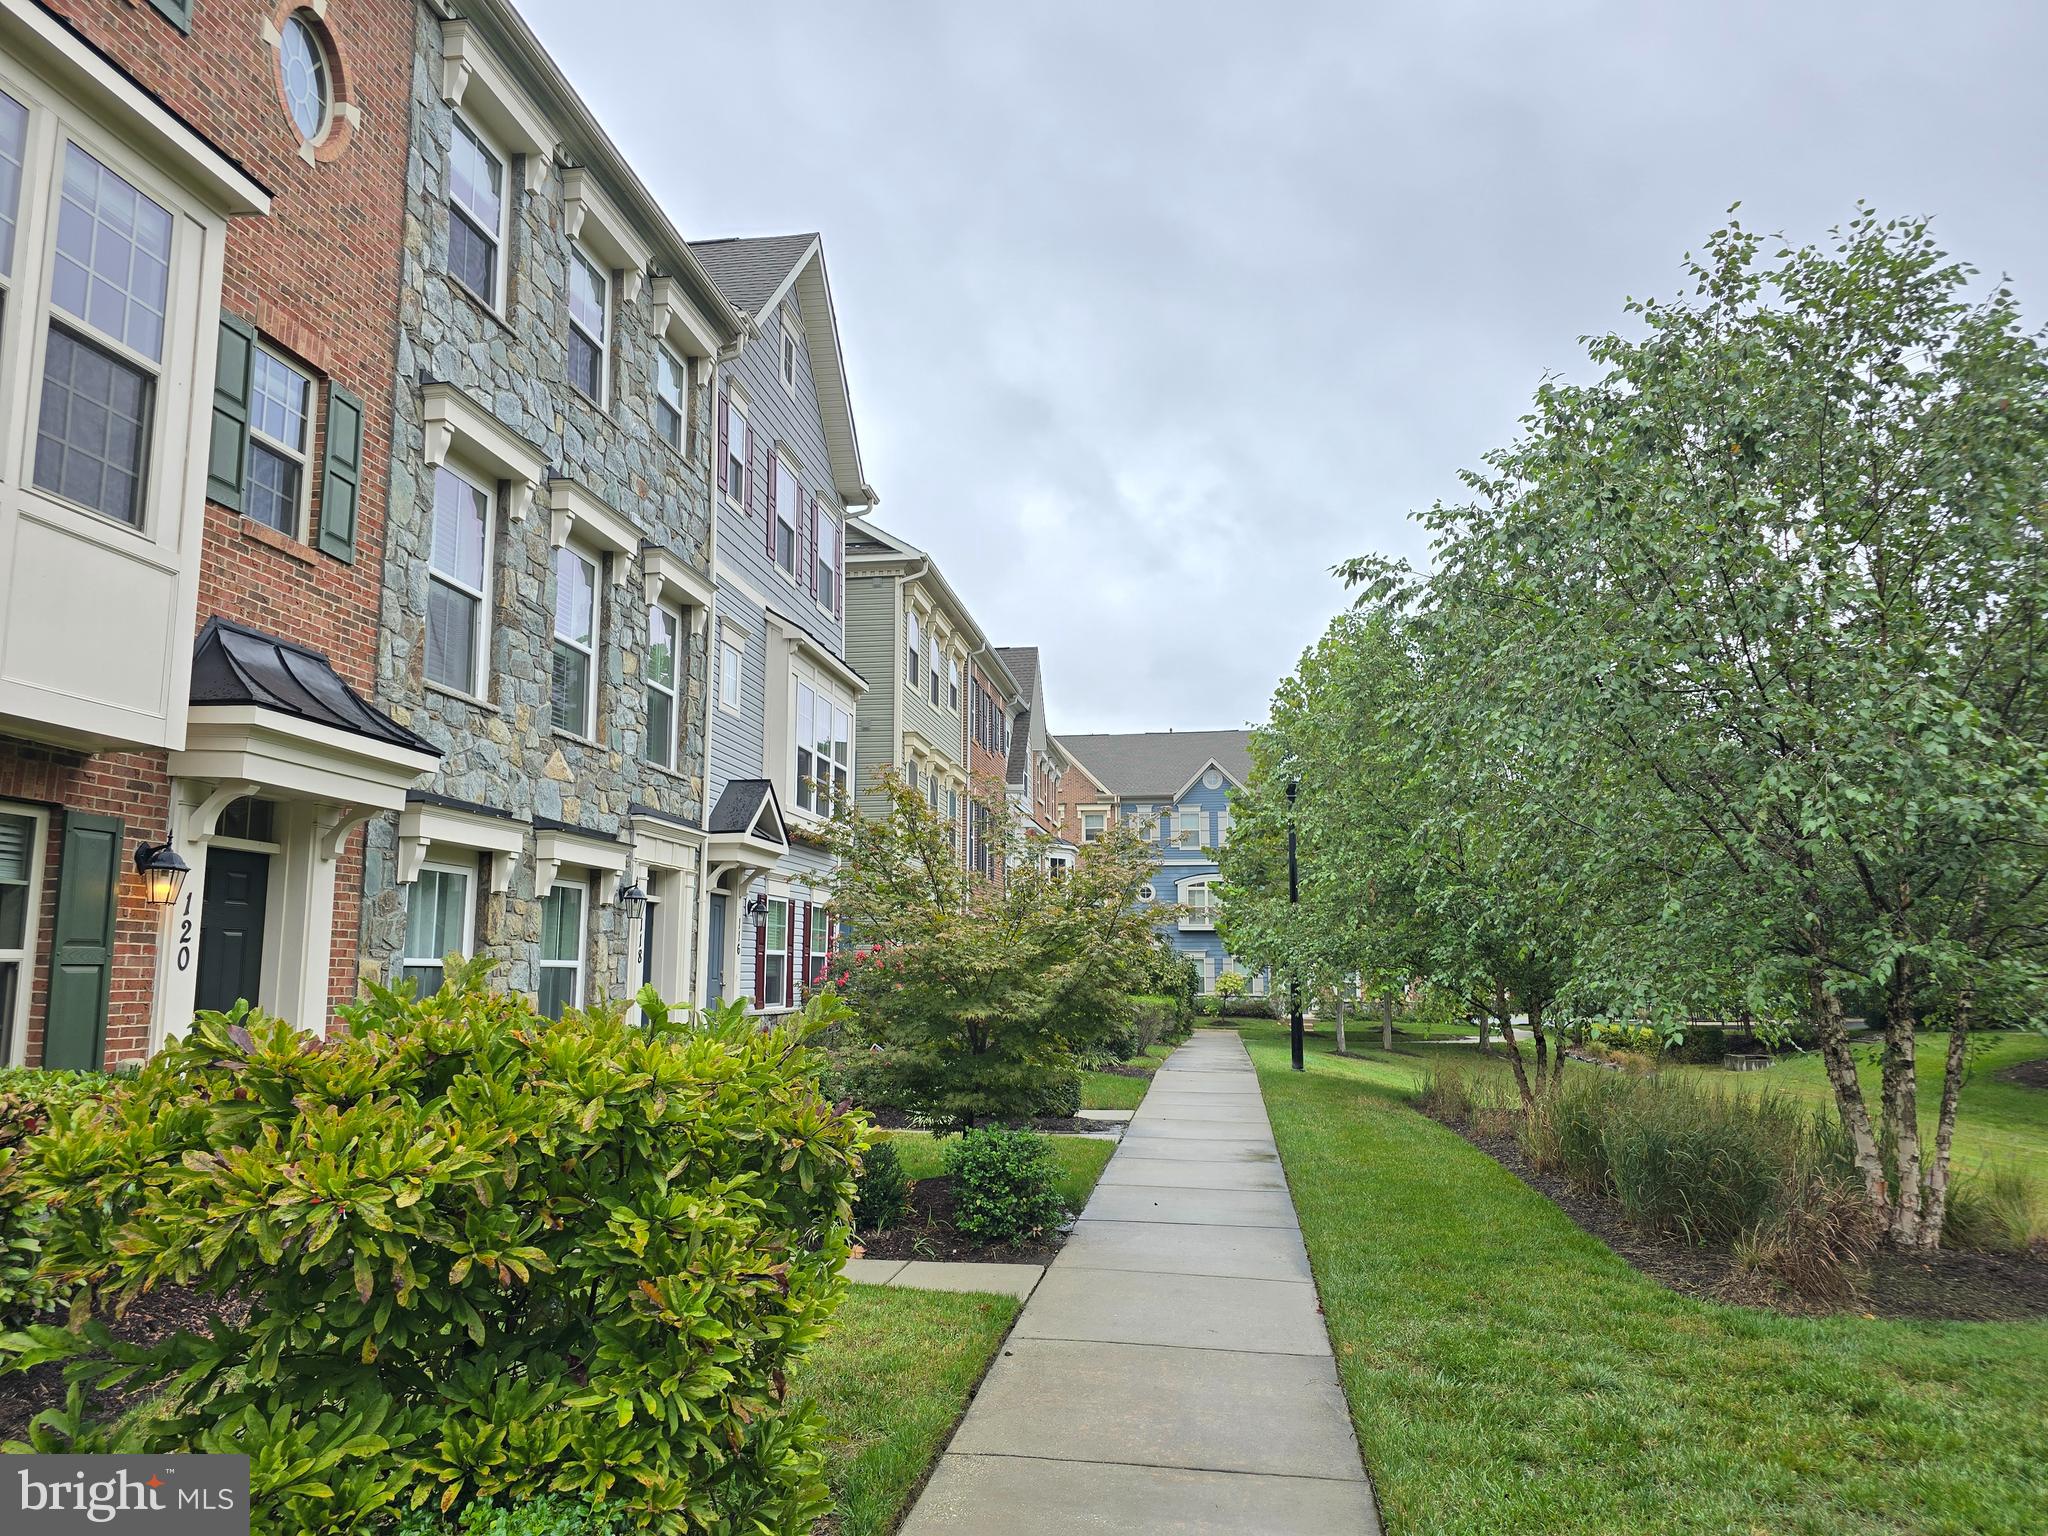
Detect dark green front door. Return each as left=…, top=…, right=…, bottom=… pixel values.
left=194, top=849, right=269, bottom=1015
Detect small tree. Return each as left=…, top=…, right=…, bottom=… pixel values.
left=825, top=771, right=1158, bottom=1129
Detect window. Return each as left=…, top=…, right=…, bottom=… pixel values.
left=551, top=544, right=598, bottom=737
left=655, top=344, right=686, bottom=450
left=1082, top=810, right=1106, bottom=843
left=718, top=631, right=742, bottom=711
left=905, top=610, right=921, bottom=689
left=539, top=880, right=585, bottom=1019
left=33, top=145, right=173, bottom=528
left=721, top=394, right=748, bottom=501
left=426, top=465, right=491, bottom=695
left=947, top=657, right=960, bottom=713
left=0, top=91, right=24, bottom=276
left=947, top=787, right=958, bottom=825
left=807, top=903, right=829, bottom=992
left=927, top=775, right=941, bottom=812
left=278, top=13, right=332, bottom=144
left=402, top=863, right=473, bottom=994
left=780, top=327, right=800, bottom=393
left=567, top=247, right=607, bottom=403
left=1138, top=883, right=1156, bottom=902
left=927, top=637, right=941, bottom=706
left=1213, top=809, right=1233, bottom=848
left=644, top=601, right=679, bottom=769
left=0, top=806, right=46, bottom=1067
left=813, top=507, right=838, bottom=609
left=1181, top=881, right=1217, bottom=931
left=244, top=346, right=313, bottom=535
left=1175, top=807, right=1204, bottom=849
left=448, top=115, right=505, bottom=308
left=762, top=897, right=788, bottom=1007
left=773, top=457, right=799, bottom=576
left=794, top=681, right=852, bottom=816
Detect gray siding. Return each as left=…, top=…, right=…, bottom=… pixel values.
left=844, top=571, right=898, bottom=813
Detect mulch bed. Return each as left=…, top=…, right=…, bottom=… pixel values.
left=1997, top=1056, right=2048, bottom=1091
left=1092, top=1064, right=1153, bottom=1079
left=1423, top=1106, right=2048, bottom=1323
left=864, top=1108, right=1108, bottom=1136
left=853, top=1175, right=1067, bottom=1265
left=0, top=1286, right=247, bottom=1444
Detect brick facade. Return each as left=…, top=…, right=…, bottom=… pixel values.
left=1053, top=753, right=1110, bottom=847
left=1, top=0, right=419, bottom=1065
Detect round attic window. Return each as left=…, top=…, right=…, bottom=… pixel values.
left=1202, top=768, right=1224, bottom=790
left=279, top=12, right=333, bottom=143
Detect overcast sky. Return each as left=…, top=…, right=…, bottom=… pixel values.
left=524, top=0, right=2046, bottom=734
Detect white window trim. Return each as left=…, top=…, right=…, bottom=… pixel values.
left=395, top=806, right=522, bottom=892
left=447, top=110, right=510, bottom=313
left=791, top=671, right=854, bottom=821
left=551, top=541, right=600, bottom=742
left=779, top=323, right=800, bottom=397
left=567, top=242, right=610, bottom=407
left=0, top=801, right=50, bottom=1068
left=718, top=633, right=744, bottom=714
left=539, top=879, right=587, bottom=1016
left=546, top=476, right=638, bottom=569
left=421, top=380, right=544, bottom=521
left=246, top=342, right=316, bottom=540
left=762, top=894, right=791, bottom=1007
left=438, top=20, right=555, bottom=162
left=772, top=450, right=802, bottom=584
left=813, top=504, right=839, bottom=616
left=532, top=828, right=628, bottom=897
left=946, top=655, right=961, bottom=715
left=1179, top=878, right=1217, bottom=932
left=644, top=599, right=682, bottom=771
left=1176, top=806, right=1204, bottom=850
left=426, top=460, right=495, bottom=703
left=401, top=858, right=477, bottom=986
left=905, top=608, right=922, bottom=690
left=722, top=391, right=749, bottom=507
left=655, top=341, right=687, bottom=453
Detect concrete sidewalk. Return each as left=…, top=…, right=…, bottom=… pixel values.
left=899, top=1031, right=1380, bottom=1535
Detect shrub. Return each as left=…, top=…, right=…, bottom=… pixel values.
left=1194, top=995, right=1223, bottom=1018
left=1128, top=995, right=1174, bottom=1052
left=1032, top=1068, right=1082, bottom=1120
left=0, top=1070, right=114, bottom=1327
left=1668, top=1026, right=1729, bottom=1065
left=6, top=968, right=862, bottom=1534
left=393, top=1495, right=629, bottom=1536
left=853, top=1139, right=910, bottom=1233
left=1943, top=1164, right=2043, bottom=1253
left=943, top=1129, right=1065, bottom=1245
left=1090, top=1016, right=1141, bottom=1068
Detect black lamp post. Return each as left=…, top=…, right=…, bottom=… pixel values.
left=1287, top=777, right=1303, bottom=1072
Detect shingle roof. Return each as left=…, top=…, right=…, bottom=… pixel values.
left=707, top=778, right=780, bottom=837
left=190, top=618, right=436, bottom=756
left=687, top=234, right=819, bottom=318
left=1054, top=730, right=1253, bottom=798
left=995, top=646, right=1039, bottom=781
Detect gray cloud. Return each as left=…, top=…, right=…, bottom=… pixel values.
left=522, top=0, right=2048, bottom=731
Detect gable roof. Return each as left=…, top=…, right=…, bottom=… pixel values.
left=689, top=233, right=876, bottom=508
left=995, top=646, right=1040, bottom=782
left=1051, top=730, right=1252, bottom=799
left=191, top=617, right=437, bottom=756
left=707, top=777, right=786, bottom=845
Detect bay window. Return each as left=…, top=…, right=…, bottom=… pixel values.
left=551, top=543, right=598, bottom=737
left=794, top=680, right=852, bottom=815
left=426, top=465, right=492, bottom=695
left=644, top=601, right=679, bottom=768
left=539, top=880, right=585, bottom=1019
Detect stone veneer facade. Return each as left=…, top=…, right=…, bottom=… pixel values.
left=360, top=3, right=729, bottom=1004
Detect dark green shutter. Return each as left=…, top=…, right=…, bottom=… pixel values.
left=207, top=314, right=254, bottom=511
left=317, top=383, right=364, bottom=563
left=43, top=813, right=123, bottom=1071
left=147, top=0, right=195, bottom=34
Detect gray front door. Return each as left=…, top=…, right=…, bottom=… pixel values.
left=195, top=848, right=269, bottom=1016
left=706, top=892, right=728, bottom=1003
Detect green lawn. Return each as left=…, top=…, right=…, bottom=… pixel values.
left=1080, top=1042, right=1177, bottom=1110
left=873, top=1129, right=1115, bottom=1212
left=1240, top=1018, right=2048, bottom=1536
left=794, top=1285, right=1019, bottom=1536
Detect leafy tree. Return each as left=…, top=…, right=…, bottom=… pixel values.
left=824, top=771, right=1158, bottom=1129
left=1411, top=209, right=2048, bottom=1245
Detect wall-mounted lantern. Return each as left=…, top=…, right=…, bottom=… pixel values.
left=133, top=839, right=191, bottom=909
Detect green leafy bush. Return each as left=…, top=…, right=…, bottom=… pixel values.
left=4, top=966, right=862, bottom=1534
left=1668, top=1026, right=1730, bottom=1065
left=943, top=1129, right=1065, bottom=1245
left=1032, top=1068, right=1081, bottom=1119
left=0, top=1070, right=114, bottom=1327
left=853, top=1140, right=909, bottom=1232
left=1090, top=1016, right=1141, bottom=1068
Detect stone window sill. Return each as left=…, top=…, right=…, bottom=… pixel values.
left=425, top=679, right=501, bottom=714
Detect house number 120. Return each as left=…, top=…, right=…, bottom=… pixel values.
left=176, top=890, right=194, bottom=972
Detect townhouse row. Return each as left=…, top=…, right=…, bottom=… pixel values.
left=0, top=0, right=1179, bottom=1070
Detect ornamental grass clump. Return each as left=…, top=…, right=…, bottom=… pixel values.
left=1, top=962, right=864, bottom=1536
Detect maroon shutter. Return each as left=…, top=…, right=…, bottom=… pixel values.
left=716, top=391, right=730, bottom=493
left=753, top=909, right=767, bottom=1007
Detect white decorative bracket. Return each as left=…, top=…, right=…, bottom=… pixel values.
left=184, top=781, right=260, bottom=846
left=318, top=806, right=374, bottom=863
